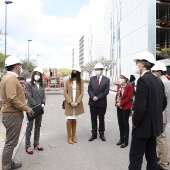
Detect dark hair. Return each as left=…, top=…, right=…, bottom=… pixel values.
left=137, top=60, right=153, bottom=70
left=69, top=71, right=81, bottom=89
left=31, top=71, right=43, bottom=87
left=130, top=75, right=136, bottom=82
left=5, top=63, right=19, bottom=71
left=158, top=70, right=166, bottom=75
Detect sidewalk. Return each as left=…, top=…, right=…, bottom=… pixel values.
left=0, top=111, right=27, bottom=169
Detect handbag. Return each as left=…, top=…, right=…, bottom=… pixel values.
left=62, top=100, right=66, bottom=109
left=26, top=104, right=44, bottom=122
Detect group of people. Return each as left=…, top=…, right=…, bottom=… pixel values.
left=63, top=51, right=170, bottom=170
left=1, top=51, right=170, bottom=170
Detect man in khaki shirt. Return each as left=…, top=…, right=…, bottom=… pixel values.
left=1, top=56, right=34, bottom=170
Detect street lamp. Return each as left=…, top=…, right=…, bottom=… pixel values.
left=4, top=1, right=13, bottom=58
left=28, top=40, right=32, bottom=64
left=37, top=55, right=39, bottom=66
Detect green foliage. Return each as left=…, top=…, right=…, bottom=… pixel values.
left=58, top=68, right=71, bottom=77
left=0, top=53, right=5, bottom=70
left=160, top=48, right=170, bottom=59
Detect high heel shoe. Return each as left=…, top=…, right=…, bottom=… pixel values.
left=34, top=144, right=43, bottom=151
left=25, top=146, right=33, bottom=154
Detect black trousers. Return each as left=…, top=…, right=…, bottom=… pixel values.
left=117, top=108, right=130, bottom=141
left=129, top=128, right=157, bottom=170
left=90, top=106, right=106, bottom=135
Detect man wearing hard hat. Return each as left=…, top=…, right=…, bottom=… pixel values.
left=128, top=51, right=167, bottom=170
left=151, top=62, right=170, bottom=170
left=1, top=56, right=34, bottom=170
left=88, top=63, right=110, bottom=142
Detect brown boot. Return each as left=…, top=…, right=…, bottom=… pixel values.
left=72, top=120, right=77, bottom=143
left=66, top=121, right=74, bottom=144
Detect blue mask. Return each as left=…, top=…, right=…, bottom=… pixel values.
left=95, top=71, right=100, bottom=76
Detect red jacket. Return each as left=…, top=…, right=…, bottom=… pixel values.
left=115, top=83, right=133, bottom=110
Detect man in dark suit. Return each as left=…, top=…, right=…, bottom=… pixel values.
left=129, top=51, right=167, bottom=170
left=88, top=63, right=110, bottom=142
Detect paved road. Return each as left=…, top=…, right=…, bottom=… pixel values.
left=13, top=85, right=170, bottom=170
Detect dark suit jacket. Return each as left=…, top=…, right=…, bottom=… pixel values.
left=26, top=82, right=46, bottom=107
left=88, top=76, right=110, bottom=107
left=133, top=72, right=167, bottom=138
left=115, top=84, right=133, bottom=110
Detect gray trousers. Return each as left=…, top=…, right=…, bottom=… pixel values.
left=25, top=115, right=42, bottom=147
left=2, top=113, right=23, bottom=170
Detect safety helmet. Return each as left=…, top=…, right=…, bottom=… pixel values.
left=151, top=61, right=167, bottom=72
left=94, top=63, right=104, bottom=69
left=120, top=72, right=130, bottom=80
left=5, top=56, right=21, bottom=67
left=72, top=65, right=81, bottom=72
left=33, top=67, right=43, bottom=74
left=134, top=51, right=155, bottom=65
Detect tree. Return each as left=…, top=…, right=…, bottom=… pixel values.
left=0, top=53, right=5, bottom=70
left=98, top=57, right=116, bottom=76
left=21, top=58, right=37, bottom=73
left=58, top=68, right=71, bottom=77
left=82, top=60, right=98, bottom=78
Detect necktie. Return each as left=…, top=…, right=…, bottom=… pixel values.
left=97, top=77, right=100, bottom=87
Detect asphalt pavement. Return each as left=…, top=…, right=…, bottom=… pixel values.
left=0, top=84, right=170, bottom=170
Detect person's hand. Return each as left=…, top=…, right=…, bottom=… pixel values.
left=27, top=108, right=34, bottom=117
left=116, top=103, right=121, bottom=107
left=93, top=96, right=98, bottom=101
left=70, top=102, right=75, bottom=107
left=73, top=102, right=78, bottom=107
left=41, top=104, right=45, bottom=109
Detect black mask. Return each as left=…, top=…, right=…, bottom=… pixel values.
left=71, top=72, right=77, bottom=78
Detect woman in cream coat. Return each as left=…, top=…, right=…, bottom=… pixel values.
left=64, top=65, right=84, bottom=144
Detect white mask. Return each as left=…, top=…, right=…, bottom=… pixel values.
left=119, top=78, right=125, bottom=84
left=95, top=71, right=100, bottom=76
left=152, top=72, right=157, bottom=77
left=20, top=67, right=23, bottom=74
left=34, top=75, right=40, bottom=81
left=134, top=65, right=140, bottom=74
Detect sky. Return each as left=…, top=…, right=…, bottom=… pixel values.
left=0, top=0, right=109, bottom=69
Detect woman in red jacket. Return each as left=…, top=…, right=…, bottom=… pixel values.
left=115, top=72, right=133, bottom=148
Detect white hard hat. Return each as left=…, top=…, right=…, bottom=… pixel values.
left=134, top=51, right=155, bottom=65
left=151, top=61, right=167, bottom=71
left=120, top=72, right=130, bottom=80
left=33, top=67, right=43, bottom=74
left=94, top=63, right=104, bottom=69
left=72, top=65, right=81, bottom=72
left=5, top=56, right=21, bottom=67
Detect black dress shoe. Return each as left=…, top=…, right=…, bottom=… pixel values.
left=88, top=135, right=97, bottom=141
left=116, top=140, right=123, bottom=145
left=120, top=143, right=128, bottom=148
left=11, top=161, right=22, bottom=169
left=100, top=135, right=106, bottom=141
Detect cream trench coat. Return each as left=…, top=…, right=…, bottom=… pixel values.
left=64, top=79, right=84, bottom=116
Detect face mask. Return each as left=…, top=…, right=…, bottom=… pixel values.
left=152, top=72, right=158, bottom=77
left=95, top=71, right=100, bottom=76
left=20, top=67, right=23, bottom=74
left=34, top=75, right=40, bottom=81
left=134, top=65, right=140, bottom=74
left=17, top=65, right=22, bottom=74
left=119, top=78, right=125, bottom=84
left=71, top=72, right=77, bottom=78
